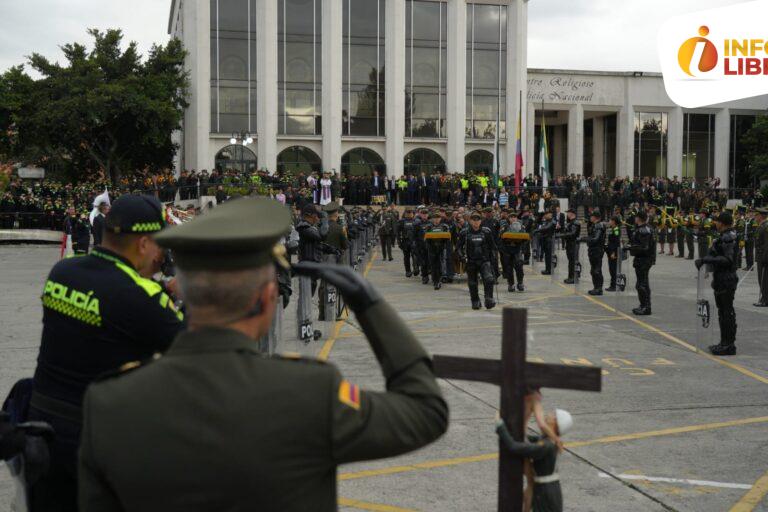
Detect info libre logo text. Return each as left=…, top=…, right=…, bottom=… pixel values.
left=659, top=1, right=768, bottom=108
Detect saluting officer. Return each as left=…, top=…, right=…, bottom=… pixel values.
left=31, top=195, right=184, bottom=511
left=78, top=198, right=448, bottom=512
left=458, top=212, right=497, bottom=310
left=696, top=212, right=739, bottom=356
left=583, top=210, right=606, bottom=296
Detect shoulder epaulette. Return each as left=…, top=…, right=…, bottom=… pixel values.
left=94, top=353, right=162, bottom=382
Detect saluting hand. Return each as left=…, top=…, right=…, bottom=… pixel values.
left=292, top=262, right=381, bottom=314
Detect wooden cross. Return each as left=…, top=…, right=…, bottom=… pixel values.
left=433, top=308, right=602, bottom=512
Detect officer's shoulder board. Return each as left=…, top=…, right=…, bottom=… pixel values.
left=94, top=353, right=162, bottom=382
left=274, top=352, right=328, bottom=365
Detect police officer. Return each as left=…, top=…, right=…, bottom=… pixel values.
left=481, top=207, right=501, bottom=279
left=424, top=211, right=451, bottom=290
left=414, top=208, right=431, bottom=284
left=499, top=211, right=526, bottom=292
left=696, top=212, right=739, bottom=356
left=379, top=204, right=398, bottom=262
left=583, top=210, right=606, bottom=296
left=78, top=198, right=448, bottom=512
left=458, top=212, right=497, bottom=310
left=684, top=210, right=696, bottom=260
left=695, top=209, right=711, bottom=259
left=536, top=211, right=557, bottom=275
left=397, top=209, right=418, bottom=277
left=30, top=195, right=184, bottom=512
left=322, top=202, right=348, bottom=261
left=560, top=209, right=580, bottom=284
left=605, top=216, right=622, bottom=292
left=753, top=208, right=768, bottom=307
left=628, top=210, right=656, bottom=316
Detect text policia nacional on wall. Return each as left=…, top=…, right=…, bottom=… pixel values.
left=527, top=76, right=596, bottom=104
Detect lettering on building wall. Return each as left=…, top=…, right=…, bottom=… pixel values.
left=527, top=76, right=596, bottom=104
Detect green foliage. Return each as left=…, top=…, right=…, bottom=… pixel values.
left=741, top=115, right=768, bottom=182
left=0, top=29, right=189, bottom=186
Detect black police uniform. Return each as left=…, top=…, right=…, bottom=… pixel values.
left=424, top=221, right=451, bottom=289
left=499, top=219, right=526, bottom=292
left=481, top=214, right=501, bottom=278
left=536, top=218, right=557, bottom=275
left=397, top=215, right=418, bottom=277
left=700, top=229, right=739, bottom=354
left=413, top=216, right=431, bottom=284
left=606, top=224, right=621, bottom=291
left=560, top=217, right=580, bottom=283
left=629, top=223, right=656, bottom=315
left=30, top=247, right=184, bottom=512
left=459, top=225, right=496, bottom=309
left=585, top=221, right=606, bottom=294
left=379, top=210, right=398, bottom=261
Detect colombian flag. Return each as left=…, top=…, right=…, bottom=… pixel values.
left=514, top=98, right=524, bottom=195
left=338, top=379, right=361, bottom=410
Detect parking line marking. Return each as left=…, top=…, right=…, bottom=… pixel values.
left=555, top=282, right=768, bottom=386
left=729, top=469, right=768, bottom=512
left=338, top=497, right=418, bottom=511
left=597, top=472, right=752, bottom=490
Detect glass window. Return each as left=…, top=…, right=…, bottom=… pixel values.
left=682, top=113, right=715, bottom=181
left=215, top=144, right=258, bottom=173
left=277, top=145, right=322, bottom=174
left=405, top=0, right=446, bottom=138
left=466, top=3, right=506, bottom=141
left=279, top=0, right=322, bottom=135
left=404, top=148, right=446, bottom=175
left=344, top=0, right=385, bottom=136
left=211, top=0, right=257, bottom=134
left=729, top=114, right=758, bottom=189
left=341, top=147, right=385, bottom=177
left=464, top=149, right=495, bottom=174
left=633, top=112, right=668, bottom=178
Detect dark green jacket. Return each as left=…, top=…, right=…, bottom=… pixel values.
left=79, top=301, right=448, bottom=512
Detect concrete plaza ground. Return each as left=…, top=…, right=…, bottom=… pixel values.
left=1, top=243, right=767, bottom=511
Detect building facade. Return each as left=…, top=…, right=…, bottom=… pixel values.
left=169, top=0, right=767, bottom=188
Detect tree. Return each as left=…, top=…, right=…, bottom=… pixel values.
left=1, top=29, right=188, bottom=186
left=741, top=115, right=768, bottom=183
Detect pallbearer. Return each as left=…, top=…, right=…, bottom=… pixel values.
left=458, top=212, right=497, bottom=310
left=499, top=211, right=527, bottom=292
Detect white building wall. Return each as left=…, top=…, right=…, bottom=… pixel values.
left=322, top=0, right=343, bottom=174
left=385, top=0, right=406, bottom=176
left=505, top=0, right=528, bottom=177
left=256, top=0, right=278, bottom=173
left=445, top=0, right=467, bottom=173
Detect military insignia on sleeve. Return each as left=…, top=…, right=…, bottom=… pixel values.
left=338, top=379, right=361, bottom=410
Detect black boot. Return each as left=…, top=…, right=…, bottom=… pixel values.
left=434, top=281, right=442, bottom=290
left=709, top=343, right=736, bottom=356
left=471, top=299, right=482, bottom=310
left=507, top=283, right=515, bottom=292
left=485, top=297, right=496, bottom=310
left=406, top=271, right=412, bottom=278
left=605, top=286, right=617, bottom=292
left=517, top=284, right=525, bottom=292
left=588, top=289, right=603, bottom=296
left=564, top=278, right=574, bottom=284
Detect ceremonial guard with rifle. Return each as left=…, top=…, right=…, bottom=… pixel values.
left=628, top=210, right=655, bottom=316
left=582, top=210, right=606, bottom=296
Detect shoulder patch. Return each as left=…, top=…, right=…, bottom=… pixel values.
left=338, top=379, right=361, bottom=410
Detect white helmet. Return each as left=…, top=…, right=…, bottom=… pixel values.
left=555, top=409, right=573, bottom=436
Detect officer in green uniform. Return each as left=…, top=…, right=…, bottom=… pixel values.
left=30, top=195, right=184, bottom=512
left=322, top=201, right=348, bottom=263
left=78, top=197, right=448, bottom=512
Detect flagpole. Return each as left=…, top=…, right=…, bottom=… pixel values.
left=541, top=99, right=545, bottom=193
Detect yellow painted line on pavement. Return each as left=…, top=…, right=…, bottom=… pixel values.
left=338, top=498, right=418, bottom=511
left=555, top=282, right=768, bottom=386
left=318, top=251, right=376, bottom=361
left=338, top=416, right=768, bottom=482
left=730, top=469, right=768, bottom=512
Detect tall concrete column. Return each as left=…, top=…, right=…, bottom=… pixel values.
left=446, top=0, right=467, bottom=173
left=592, top=116, right=605, bottom=176
left=667, top=107, right=684, bottom=178
left=617, top=106, right=635, bottom=178
left=256, top=0, right=278, bottom=173
left=322, top=0, right=343, bottom=174
left=183, top=0, right=211, bottom=171
left=526, top=102, right=535, bottom=178
left=567, top=103, right=584, bottom=175
left=385, top=0, right=406, bottom=177
left=506, top=0, right=528, bottom=177
left=553, top=125, right=565, bottom=177
left=714, top=108, right=731, bottom=186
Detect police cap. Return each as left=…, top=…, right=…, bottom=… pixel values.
left=322, top=201, right=340, bottom=214
left=301, top=204, right=319, bottom=217
left=429, top=211, right=442, bottom=219
left=567, top=208, right=576, bottom=214
left=104, top=194, right=166, bottom=235
left=470, top=212, right=483, bottom=220
left=154, top=197, right=292, bottom=271
left=590, top=209, right=602, bottom=219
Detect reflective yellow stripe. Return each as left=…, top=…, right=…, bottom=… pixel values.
left=91, top=250, right=162, bottom=297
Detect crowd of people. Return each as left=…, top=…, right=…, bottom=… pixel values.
left=1, top=167, right=765, bottom=231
